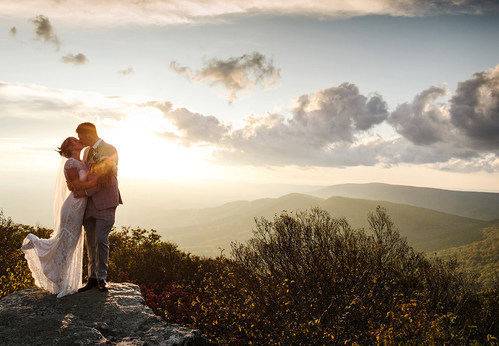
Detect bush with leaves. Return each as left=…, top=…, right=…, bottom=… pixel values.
left=214, top=206, right=497, bottom=344
left=107, top=226, right=206, bottom=287
left=0, top=211, right=52, bottom=298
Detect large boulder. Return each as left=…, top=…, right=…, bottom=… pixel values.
left=0, top=282, right=209, bottom=345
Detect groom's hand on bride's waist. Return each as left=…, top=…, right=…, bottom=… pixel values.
left=66, top=179, right=75, bottom=191
left=73, top=190, right=86, bottom=198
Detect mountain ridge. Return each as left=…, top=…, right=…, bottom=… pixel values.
left=309, top=182, right=499, bottom=221
left=157, top=192, right=487, bottom=257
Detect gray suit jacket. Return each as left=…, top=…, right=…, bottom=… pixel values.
left=85, top=140, right=123, bottom=210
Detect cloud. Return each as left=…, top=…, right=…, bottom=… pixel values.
left=2, top=1, right=498, bottom=26
left=388, top=86, right=451, bottom=145
left=138, top=73, right=498, bottom=171
left=391, top=0, right=499, bottom=16
left=211, top=83, right=389, bottom=165
left=9, top=27, right=17, bottom=37
left=61, top=53, right=88, bottom=65
left=1, top=64, right=498, bottom=173
left=0, top=82, right=128, bottom=120
left=119, top=67, right=134, bottom=75
left=449, top=65, right=499, bottom=150
left=208, top=67, right=499, bottom=171
left=171, top=52, right=280, bottom=102
left=146, top=101, right=230, bottom=146
left=30, top=15, right=60, bottom=49
left=387, top=64, right=499, bottom=153
left=290, top=83, right=388, bottom=143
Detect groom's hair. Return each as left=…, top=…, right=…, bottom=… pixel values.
left=76, top=122, right=98, bottom=137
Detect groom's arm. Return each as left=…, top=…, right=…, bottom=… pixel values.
left=83, top=146, right=118, bottom=197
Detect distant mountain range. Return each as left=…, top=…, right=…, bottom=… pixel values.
left=309, top=183, right=499, bottom=221
left=155, top=183, right=498, bottom=257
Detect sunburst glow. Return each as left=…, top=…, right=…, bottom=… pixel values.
left=101, top=110, right=216, bottom=180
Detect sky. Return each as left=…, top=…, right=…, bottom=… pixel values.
left=1, top=0, right=499, bottom=228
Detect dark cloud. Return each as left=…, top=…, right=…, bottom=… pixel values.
left=119, top=67, right=134, bottom=75
left=388, top=86, right=451, bottom=145
left=9, top=27, right=17, bottom=37
left=390, top=0, right=499, bottom=16
left=449, top=65, right=499, bottom=150
left=171, top=52, right=280, bottom=102
left=290, top=83, right=389, bottom=144
left=31, top=15, right=60, bottom=49
left=61, top=53, right=88, bottom=65
left=145, top=101, right=230, bottom=146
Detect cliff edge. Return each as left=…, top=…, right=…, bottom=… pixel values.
left=0, top=282, right=208, bottom=345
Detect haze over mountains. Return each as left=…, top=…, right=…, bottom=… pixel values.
left=149, top=183, right=499, bottom=257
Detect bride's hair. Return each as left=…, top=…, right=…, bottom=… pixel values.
left=57, top=137, right=76, bottom=158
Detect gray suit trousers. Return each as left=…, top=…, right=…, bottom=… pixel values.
left=83, top=198, right=116, bottom=280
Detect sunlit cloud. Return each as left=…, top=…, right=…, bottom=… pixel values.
left=146, top=101, right=231, bottom=146
left=30, top=15, right=60, bottom=49
left=3, top=1, right=497, bottom=26
left=171, top=52, right=280, bottom=103
left=61, top=53, right=88, bottom=65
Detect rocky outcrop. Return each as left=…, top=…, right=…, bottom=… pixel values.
left=0, top=282, right=209, bottom=345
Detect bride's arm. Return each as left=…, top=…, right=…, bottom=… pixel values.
left=65, top=167, right=98, bottom=191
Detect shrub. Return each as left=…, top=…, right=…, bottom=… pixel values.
left=0, top=211, right=52, bottom=298
left=214, top=207, right=495, bottom=344
left=107, top=226, right=206, bottom=288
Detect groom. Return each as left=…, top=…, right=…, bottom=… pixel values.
left=74, top=122, right=122, bottom=292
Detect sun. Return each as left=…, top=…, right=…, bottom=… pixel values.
left=99, top=110, right=213, bottom=180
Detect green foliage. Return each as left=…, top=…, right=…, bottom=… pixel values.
left=437, top=221, right=499, bottom=288
left=0, top=211, right=51, bottom=298
left=107, top=226, right=204, bottom=287
left=211, top=207, right=491, bottom=344
left=124, top=207, right=498, bottom=344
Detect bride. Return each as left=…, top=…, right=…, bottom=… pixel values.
left=21, top=137, right=97, bottom=298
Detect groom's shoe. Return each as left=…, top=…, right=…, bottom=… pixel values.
left=78, top=277, right=98, bottom=292
left=98, top=279, right=109, bottom=292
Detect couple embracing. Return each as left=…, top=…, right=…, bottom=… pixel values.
left=21, top=122, right=122, bottom=298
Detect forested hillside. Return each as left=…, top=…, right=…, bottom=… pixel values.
left=156, top=194, right=486, bottom=256
left=437, top=221, right=499, bottom=288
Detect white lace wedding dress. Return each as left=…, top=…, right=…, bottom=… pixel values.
left=21, top=158, right=88, bottom=298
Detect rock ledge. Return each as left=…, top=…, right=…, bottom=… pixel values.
left=0, top=282, right=209, bottom=345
